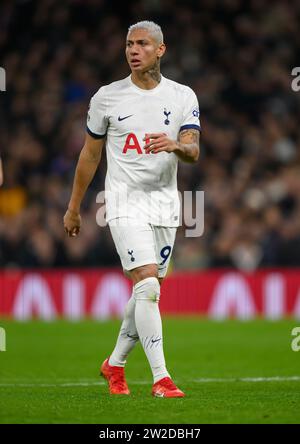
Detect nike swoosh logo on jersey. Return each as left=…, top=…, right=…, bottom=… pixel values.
left=118, top=114, right=133, bottom=121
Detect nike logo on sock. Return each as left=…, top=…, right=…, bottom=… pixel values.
left=151, top=338, right=161, bottom=344
left=127, top=333, right=138, bottom=340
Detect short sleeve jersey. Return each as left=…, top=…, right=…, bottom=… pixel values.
left=87, top=75, right=200, bottom=227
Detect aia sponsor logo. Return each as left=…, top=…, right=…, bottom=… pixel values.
left=122, top=133, right=154, bottom=154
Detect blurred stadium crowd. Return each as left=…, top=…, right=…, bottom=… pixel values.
left=0, top=0, right=300, bottom=270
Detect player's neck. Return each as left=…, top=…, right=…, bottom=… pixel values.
left=131, top=67, right=161, bottom=90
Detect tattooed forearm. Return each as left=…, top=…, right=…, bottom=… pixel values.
left=175, top=143, right=199, bottom=162
left=174, top=128, right=200, bottom=163
left=180, top=129, right=199, bottom=143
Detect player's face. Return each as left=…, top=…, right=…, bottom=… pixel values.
left=126, top=29, right=165, bottom=72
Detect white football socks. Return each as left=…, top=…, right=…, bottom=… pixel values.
left=134, top=277, right=170, bottom=383
left=109, top=292, right=139, bottom=367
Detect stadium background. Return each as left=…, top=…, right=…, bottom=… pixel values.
left=0, top=0, right=300, bottom=425
left=1, top=0, right=300, bottom=319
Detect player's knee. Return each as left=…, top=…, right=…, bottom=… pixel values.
left=130, top=263, right=158, bottom=285
left=134, top=276, right=160, bottom=303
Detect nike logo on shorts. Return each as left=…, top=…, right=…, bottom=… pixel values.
left=118, top=114, right=133, bottom=121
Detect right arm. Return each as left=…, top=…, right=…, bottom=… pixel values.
left=63, top=133, right=105, bottom=237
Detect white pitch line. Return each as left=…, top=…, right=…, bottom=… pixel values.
left=0, top=376, right=300, bottom=388
left=192, top=376, right=300, bottom=383
left=0, top=382, right=106, bottom=388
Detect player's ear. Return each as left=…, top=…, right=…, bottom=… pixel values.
left=157, top=43, right=166, bottom=59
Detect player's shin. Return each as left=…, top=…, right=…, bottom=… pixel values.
left=134, top=276, right=170, bottom=383
left=109, top=292, right=139, bottom=367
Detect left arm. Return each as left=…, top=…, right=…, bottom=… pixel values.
left=174, top=128, right=200, bottom=163
left=143, top=128, right=200, bottom=163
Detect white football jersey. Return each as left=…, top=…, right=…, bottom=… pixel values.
left=87, top=74, right=201, bottom=226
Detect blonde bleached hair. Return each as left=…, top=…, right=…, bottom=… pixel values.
left=127, top=20, right=164, bottom=45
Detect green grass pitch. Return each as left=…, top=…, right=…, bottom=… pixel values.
left=0, top=318, right=300, bottom=424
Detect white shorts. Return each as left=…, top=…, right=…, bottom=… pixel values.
left=108, top=218, right=177, bottom=278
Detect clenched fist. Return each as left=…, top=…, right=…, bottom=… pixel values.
left=63, top=209, right=81, bottom=237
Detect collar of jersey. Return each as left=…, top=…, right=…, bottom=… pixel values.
left=128, top=74, right=165, bottom=94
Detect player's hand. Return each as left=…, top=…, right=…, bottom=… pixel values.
left=63, top=209, right=81, bottom=237
left=143, top=133, right=177, bottom=154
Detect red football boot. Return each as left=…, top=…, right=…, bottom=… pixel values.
left=100, top=358, right=130, bottom=395
left=152, top=377, right=185, bottom=398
